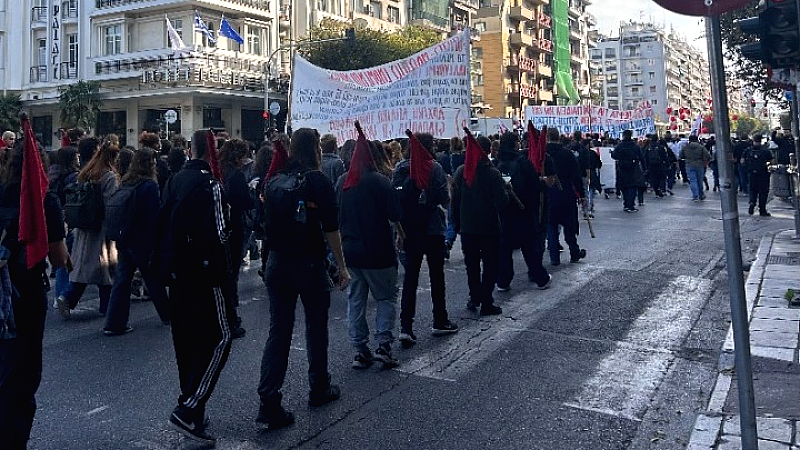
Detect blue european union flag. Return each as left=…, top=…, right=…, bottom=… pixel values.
left=219, top=16, right=244, bottom=45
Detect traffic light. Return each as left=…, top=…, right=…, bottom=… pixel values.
left=345, top=27, right=356, bottom=45
left=736, top=1, right=800, bottom=69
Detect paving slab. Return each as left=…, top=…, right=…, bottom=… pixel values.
left=722, top=416, right=793, bottom=444
left=752, top=307, right=800, bottom=321
left=750, top=318, right=800, bottom=333
left=750, top=330, right=798, bottom=349
left=752, top=346, right=795, bottom=362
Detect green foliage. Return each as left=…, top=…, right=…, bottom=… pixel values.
left=733, top=113, right=769, bottom=136
left=0, top=94, right=22, bottom=132
left=299, top=19, right=442, bottom=70
left=58, top=80, right=102, bottom=130
left=719, top=1, right=786, bottom=103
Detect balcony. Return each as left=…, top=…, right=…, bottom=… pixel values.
left=60, top=62, right=79, bottom=79
left=585, top=12, right=596, bottom=27
left=537, top=62, right=552, bottom=77
left=450, top=25, right=481, bottom=41
left=509, top=5, right=534, bottom=21
left=570, top=52, right=584, bottom=65
left=31, top=6, right=47, bottom=25
left=538, top=89, right=553, bottom=102
left=30, top=66, right=48, bottom=83
left=568, top=5, right=581, bottom=19
left=569, top=28, right=582, bottom=41
left=279, top=6, right=290, bottom=27
left=538, top=12, right=551, bottom=29
left=409, top=10, right=448, bottom=31
left=453, top=0, right=480, bottom=11
left=537, top=38, right=553, bottom=53
left=509, top=32, right=534, bottom=47
left=624, top=78, right=644, bottom=86
left=94, top=0, right=272, bottom=17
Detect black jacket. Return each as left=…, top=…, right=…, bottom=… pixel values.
left=612, top=139, right=645, bottom=188
left=546, top=142, right=585, bottom=198
left=452, top=159, right=510, bottom=235
left=392, top=159, right=449, bottom=236
left=495, top=150, right=542, bottom=224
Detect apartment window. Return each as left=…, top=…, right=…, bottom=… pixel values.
left=171, top=19, right=183, bottom=38
left=369, top=1, right=381, bottom=18
left=474, top=74, right=484, bottom=86
left=317, top=0, right=328, bottom=11
left=648, top=58, right=655, bottom=66
left=475, top=22, right=486, bottom=32
left=37, top=39, right=47, bottom=67
left=604, top=47, right=615, bottom=58
left=590, top=49, right=601, bottom=60
left=205, top=21, right=217, bottom=47
left=247, top=26, right=264, bottom=55
left=387, top=6, right=400, bottom=23
left=649, top=71, right=654, bottom=80
left=649, top=85, right=656, bottom=94
left=103, top=24, right=122, bottom=55
left=472, top=47, right=482, bottom=59
left=652, top=99, right=657, bottom=105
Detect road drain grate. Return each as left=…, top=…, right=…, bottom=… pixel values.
left=768, top=255, right=800, bottom=265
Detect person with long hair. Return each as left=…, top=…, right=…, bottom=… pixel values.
left=218, top=139, right=252, bottom=339
left=0, top=137, right=68, bottom=449
left=49, top=146, right=79, bottom=300
left=257, top=128, right=349, bottom=429
left=56, top=141, right=119, bottom=318
left=103, top=148, right=170, bottom=335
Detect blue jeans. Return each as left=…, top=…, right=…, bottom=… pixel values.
left=347, top=266, right=398, bottom=351
left=687, top=166, right=706, bottom=199
left=444, top=205, right=457, bottom=244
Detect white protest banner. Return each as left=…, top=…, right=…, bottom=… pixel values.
left=290, top=30, right=471, bottom=142
left=525, top=101, right=655, bottom=139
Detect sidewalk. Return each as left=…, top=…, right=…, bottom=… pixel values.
left=688, top=229, right=800, bottom=450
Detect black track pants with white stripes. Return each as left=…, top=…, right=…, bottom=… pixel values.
left=169, top=279, right=233, bottom=420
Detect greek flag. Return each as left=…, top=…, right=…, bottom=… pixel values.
left=219, top=16, right=244, bottom=45
left=194, top=12, right=216, bottom=44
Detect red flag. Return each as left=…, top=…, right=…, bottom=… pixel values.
left=206, top=131, right=222, bottom=180
left=265, top=138, right=288, bottom=180
left=527, top=121, right=543, bottom=173
left=462, top=127, right=486, bottom=188
left=342, top=121, right=373, bottom=190
left=60, top=129, right=71, bottom=148
left=406, top=130, right=433, bottom=191
left=18, top=113, right=49, bottom=269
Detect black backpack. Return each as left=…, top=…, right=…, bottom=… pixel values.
left=63, top=180, right=104, bottom=230
left=105, top=181, right=143, bottom=244
left=262, top=170, right=311, bottom=254
left=393, top=168, right=436, bottom=236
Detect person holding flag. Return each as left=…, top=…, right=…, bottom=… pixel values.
left=0, top=113, right=68, bottom=449
left=452, top=128, right=509, bottom=316
left=336, top=122, right=402, bottom=368
left=393, top=131, right=457, bottom=348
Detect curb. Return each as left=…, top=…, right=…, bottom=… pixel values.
left=686, top=232, right=776, bottom=449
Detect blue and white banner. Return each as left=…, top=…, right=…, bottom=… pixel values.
left=525, top=101, right=655, bottom=139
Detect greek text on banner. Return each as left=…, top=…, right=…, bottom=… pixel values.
left=525, top=102, right=656, bottom=139
left=290, top=30, right=471, bottom=142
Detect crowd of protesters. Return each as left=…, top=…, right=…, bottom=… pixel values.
left=0, top=117, right=788, bottom=448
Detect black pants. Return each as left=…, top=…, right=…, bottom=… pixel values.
left=401, top=234, right=448, bottom=331
left=0, top=277, right=47, bottom=450
left=498, top=218, right=548, bottom=287
left=621, top=186, right=637, bottom=210
left=679, top=160, right=688, bottom=182
left=461, top=233, right=500, bottom=308
left=169, top=279, right=232, bottom=422
left=749, top=172, right=770, bottom=212
left=648, top=166, right=665, bottom=195
left=258, top=253, right=332, bottom=409
left=548, top=193, right=581, bottom=263
left=106, top=247, right=170, bottom=331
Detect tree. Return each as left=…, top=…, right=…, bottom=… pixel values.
left=59, top=80, right=102, bottom=130
left=719, top=1, right=786, bottom=103
left=299, top=19, right=442, bottom=71
left=0, top=93, right=22, bottom=132
left=733, top=113, right=769, bottom=136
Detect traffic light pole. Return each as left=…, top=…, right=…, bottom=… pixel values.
left=706, top=15, right=760, bottom=450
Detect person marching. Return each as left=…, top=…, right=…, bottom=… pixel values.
left=155, top=129, right=233, bottom=444
left=546, top=128, right=587, bottom=265
left=393, top=131, right=458, bottom=348
left=337, top=123, right=402, bottom=368
left=452, top=129, right=510, bottom=315
left=742, top=133, right=775, bottom=217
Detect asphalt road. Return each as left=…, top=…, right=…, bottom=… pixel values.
left=28, top=181, right=796, bottom=450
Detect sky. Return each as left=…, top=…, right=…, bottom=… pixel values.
left=587, top=0, right=707, bottom=50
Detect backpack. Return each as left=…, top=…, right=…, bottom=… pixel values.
left=150, top=178, right=209, bottom=285
left=262, top=170, right=311, bottom=254
left=647, top=145, right=664, bottom=167
left=105, top=181, right=143, bottom=244
left=745, top=146, right=765, bottom=174
left=393, top=167, right=437, bottom=236
left=63, top=180, right=104, bottom=230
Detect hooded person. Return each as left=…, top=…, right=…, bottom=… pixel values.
left=495, top=131, right=552, bottom=292
left=546, top=127, right=587, bottom=266
left=392, top=131, right=457, bottom=348
left=336, top=122, right=403, bottom=367
left=452, top=129, right=510, bottom=316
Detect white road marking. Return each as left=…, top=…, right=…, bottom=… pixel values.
left=564, top=275, right=712, bottom=421
left=86, top=405, right=109, bottom=416
left=398, top=267, right=601, bottom=381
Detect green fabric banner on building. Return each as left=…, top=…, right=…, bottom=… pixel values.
left=552, top=0, right=579, bottom=104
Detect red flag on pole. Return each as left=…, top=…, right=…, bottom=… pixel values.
left=342, top=121, right=373, bottom=190
left=18, top=113, right=49, bottom=269
left=527, top=121, right=542, bottom=173
left=265, top=138, right=288, bottom=180
left=406, top=130, right=433, bottom=191
left=462, top=127, right=486, bottom=187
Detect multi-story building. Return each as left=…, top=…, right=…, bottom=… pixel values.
left=473, top=0, right=555, bottom=119
left=9, top=0, right=276, bottom=148
left=566, top=0, right=595, bottom=104
left=590, top=22, right=711, bottom=133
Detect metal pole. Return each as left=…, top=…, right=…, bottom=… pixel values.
left=706, top=15, right=759, bottom=450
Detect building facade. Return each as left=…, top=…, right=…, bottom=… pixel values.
left=590, top=22, right=711, bottom=134
left=7, top=0, right=279, bottom=148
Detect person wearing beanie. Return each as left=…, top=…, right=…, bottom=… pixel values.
left=453, top=132, right=510, bottom=316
